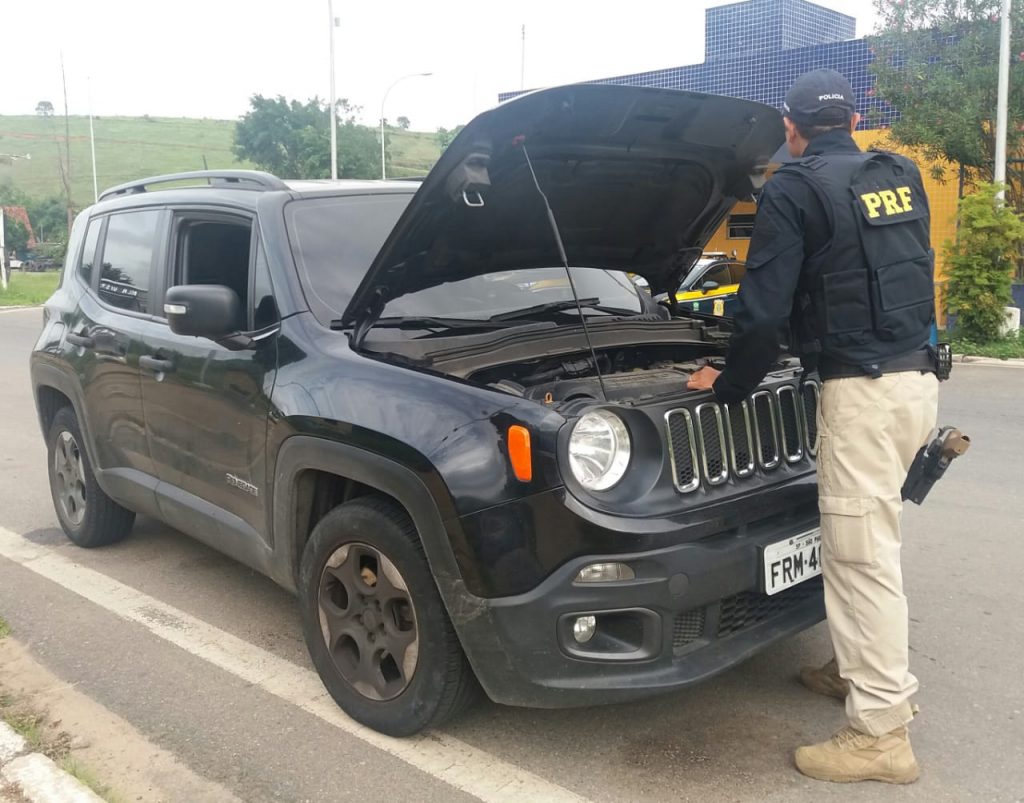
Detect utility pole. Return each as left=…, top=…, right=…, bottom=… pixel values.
left=1, top=209, right=7, bottom=291
left=328, top=0, right=339, bottom=180
left=88, top=77, right=98, bottom=203
left=994, top=0, right=1011, bottom=201
left=59, top=53, right=74, bottom=232
left=521, top=24, right=526, bottom=90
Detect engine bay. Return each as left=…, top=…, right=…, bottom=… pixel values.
left=470, top=344, right=727, bottom=405
left=359, top=314, right=795, bottom=407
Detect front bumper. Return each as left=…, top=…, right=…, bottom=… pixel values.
left=455, top=505, right=824, bottom=708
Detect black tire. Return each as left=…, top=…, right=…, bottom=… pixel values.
left=299, top=496, right=478, bottom=736
left=46, top=406, right=135, bottom=548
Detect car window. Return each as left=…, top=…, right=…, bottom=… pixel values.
left=78, top=219, right=101, bottom=287
left=382, top=267, right=644, bottom=320
left=701, top=264, right=733, bottom=288
left=98, top=210, right=160, bottom=313
left=173, top=218, right=252, bottom=310
left=728, top=262, right=746, bottom=284
left=285, top=194, right=412, bottom=325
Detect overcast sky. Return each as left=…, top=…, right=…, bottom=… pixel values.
left=4, top=0, right=880, bottom=131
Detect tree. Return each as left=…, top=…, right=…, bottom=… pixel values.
left=871, top=0, right=1024, bottom=209
left=35, top=100, right=53, bottom=117
left=944, top=183, right=1024, bottom=341
left=3, top=216, right=29, bottom=255
left=436, top=124, right=465, bottom=151
left=397, top=116, right=411, bottom=130
left=28, top=197, right=69, bottom=243
left=233, top=95, right=382, bottom=179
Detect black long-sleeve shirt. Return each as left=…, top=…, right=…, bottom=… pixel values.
left=712, top=128, right=863, bottom=404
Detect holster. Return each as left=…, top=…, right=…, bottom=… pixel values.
left=901, top=426, right=971, bottom=505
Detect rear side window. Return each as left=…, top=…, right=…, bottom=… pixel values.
left=78, top=220, right=101, bottom=285
left=285, top=194, right=411, bottom=325
left=98, top=210, right=160, bottom=313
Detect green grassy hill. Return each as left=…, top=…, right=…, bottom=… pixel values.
left=0, top=115, right=442, bottom=208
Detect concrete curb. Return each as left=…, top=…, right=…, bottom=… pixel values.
left=0, top=723, right=103, bottom=803
left=0, top=305, right=40, bottom=313
left=956, top=355, right=1024, bottom=367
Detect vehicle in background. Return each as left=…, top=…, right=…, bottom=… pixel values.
left=674, top=253, right=746, bottom=317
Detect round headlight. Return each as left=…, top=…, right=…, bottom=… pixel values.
left=568, top=410, right=632, bottom=491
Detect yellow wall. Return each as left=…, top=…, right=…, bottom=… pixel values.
left=704, top=131, right=960, bottom=320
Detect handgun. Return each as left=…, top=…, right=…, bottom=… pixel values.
left=901, top=426, right=971, bottom=505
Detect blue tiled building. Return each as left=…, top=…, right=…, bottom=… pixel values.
left=499, top=0, right=893, bottom=130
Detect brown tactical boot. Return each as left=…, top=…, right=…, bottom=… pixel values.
left=799, top=658, right=849, bottom=700
left=794, top=725, right=920, bottom=784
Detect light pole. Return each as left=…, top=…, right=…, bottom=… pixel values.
left=88, top=77, right=98, bottom=202
left=994, top=0, right=1011, bottom=201
left=380, top=72, right=432, bottom=180
left=328, top=1, right=340, bottom=180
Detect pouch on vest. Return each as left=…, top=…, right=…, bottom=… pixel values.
left=848, top=154, right=935, bottom=342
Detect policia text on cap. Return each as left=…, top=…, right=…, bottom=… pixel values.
left=688, top=69, right=939, bottom=785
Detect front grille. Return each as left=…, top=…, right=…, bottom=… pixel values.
left=672, top=607, right=706, bottom=650
left=695, top=404, right=728, bottom=485
left=776, top=386, right=804, bottom=463
left=725, top=402, right=756, bottom=477
left=751, top=391, right=781, bottom=469
left=672, top=579, right=822, bottom=653
left=665, top=379, right=819, bottom=492
left=717, top=581, right=821, bottom=638
left=665, top=409, right=699, bottom=493
left=802, top=382, right=820, bottom=456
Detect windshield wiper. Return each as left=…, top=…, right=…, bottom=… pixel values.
left=489, top=298, right=638, bottom=323
left=369, top=316, right=513, bottom=331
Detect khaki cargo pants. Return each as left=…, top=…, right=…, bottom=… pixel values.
left=816, top=370, right=938, bottom=736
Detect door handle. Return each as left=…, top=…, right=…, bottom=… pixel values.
left=140, top=355, right=175, bottom=374
left=66, top=332, right=94, bottom=348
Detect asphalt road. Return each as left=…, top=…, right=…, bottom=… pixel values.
left=1, top=305, right=1022, bottom=802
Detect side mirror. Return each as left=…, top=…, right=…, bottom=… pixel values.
left=700, top=280, right=719, bottom=294
left=164, top=285, right=245, bottom=342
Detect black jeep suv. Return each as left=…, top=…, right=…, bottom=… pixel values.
left=31, top=84, right=824, bottom=736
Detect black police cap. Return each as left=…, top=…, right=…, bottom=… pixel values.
left=782, top=69, right=857, bottom=126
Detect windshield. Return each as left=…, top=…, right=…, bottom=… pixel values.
left=381, top=268, right=644, bottom=321
left=286, top=194, right=646, bottom=326
left=285, top=193, right=413, bottom=326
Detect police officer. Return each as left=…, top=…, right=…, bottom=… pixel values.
left=688, top=69, right=938, bottom=784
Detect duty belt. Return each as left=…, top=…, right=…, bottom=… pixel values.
left=818, top=348, right=936, bottom=380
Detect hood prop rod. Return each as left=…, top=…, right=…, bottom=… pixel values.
left=516, top=138, right=608, bottom=402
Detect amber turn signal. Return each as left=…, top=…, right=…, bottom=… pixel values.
left=507, top=425, right=532, bottom=482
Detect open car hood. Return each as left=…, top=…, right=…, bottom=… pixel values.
left=340, top=84, right=784, bottom=327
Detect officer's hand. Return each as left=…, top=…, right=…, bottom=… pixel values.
left=687, top=366, right=721, bottom=391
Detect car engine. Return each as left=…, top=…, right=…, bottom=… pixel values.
left=472, top=346, right=721, bottom=404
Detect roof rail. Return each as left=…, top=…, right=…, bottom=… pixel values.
left=98, top=170, right=288, bottom=202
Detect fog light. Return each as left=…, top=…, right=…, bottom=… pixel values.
left=574, top=562, right=635, bottom=583
left=572, top=615, right=597, bottom=643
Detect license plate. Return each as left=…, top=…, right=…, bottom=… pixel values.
left=762, top=529, right=822, bottom=595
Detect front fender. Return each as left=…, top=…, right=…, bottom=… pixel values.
left=270, top=435, right=520, bottom=692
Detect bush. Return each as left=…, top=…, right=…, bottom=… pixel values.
left=944, top=183, right=1024, bottom=342
left=949, top=329, right=1024, bottom=359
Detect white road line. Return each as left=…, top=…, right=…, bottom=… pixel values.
left=0, top=527, right=589, bottom=803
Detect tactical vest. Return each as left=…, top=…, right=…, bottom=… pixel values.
left=779, top=150, right=935, bottom=376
